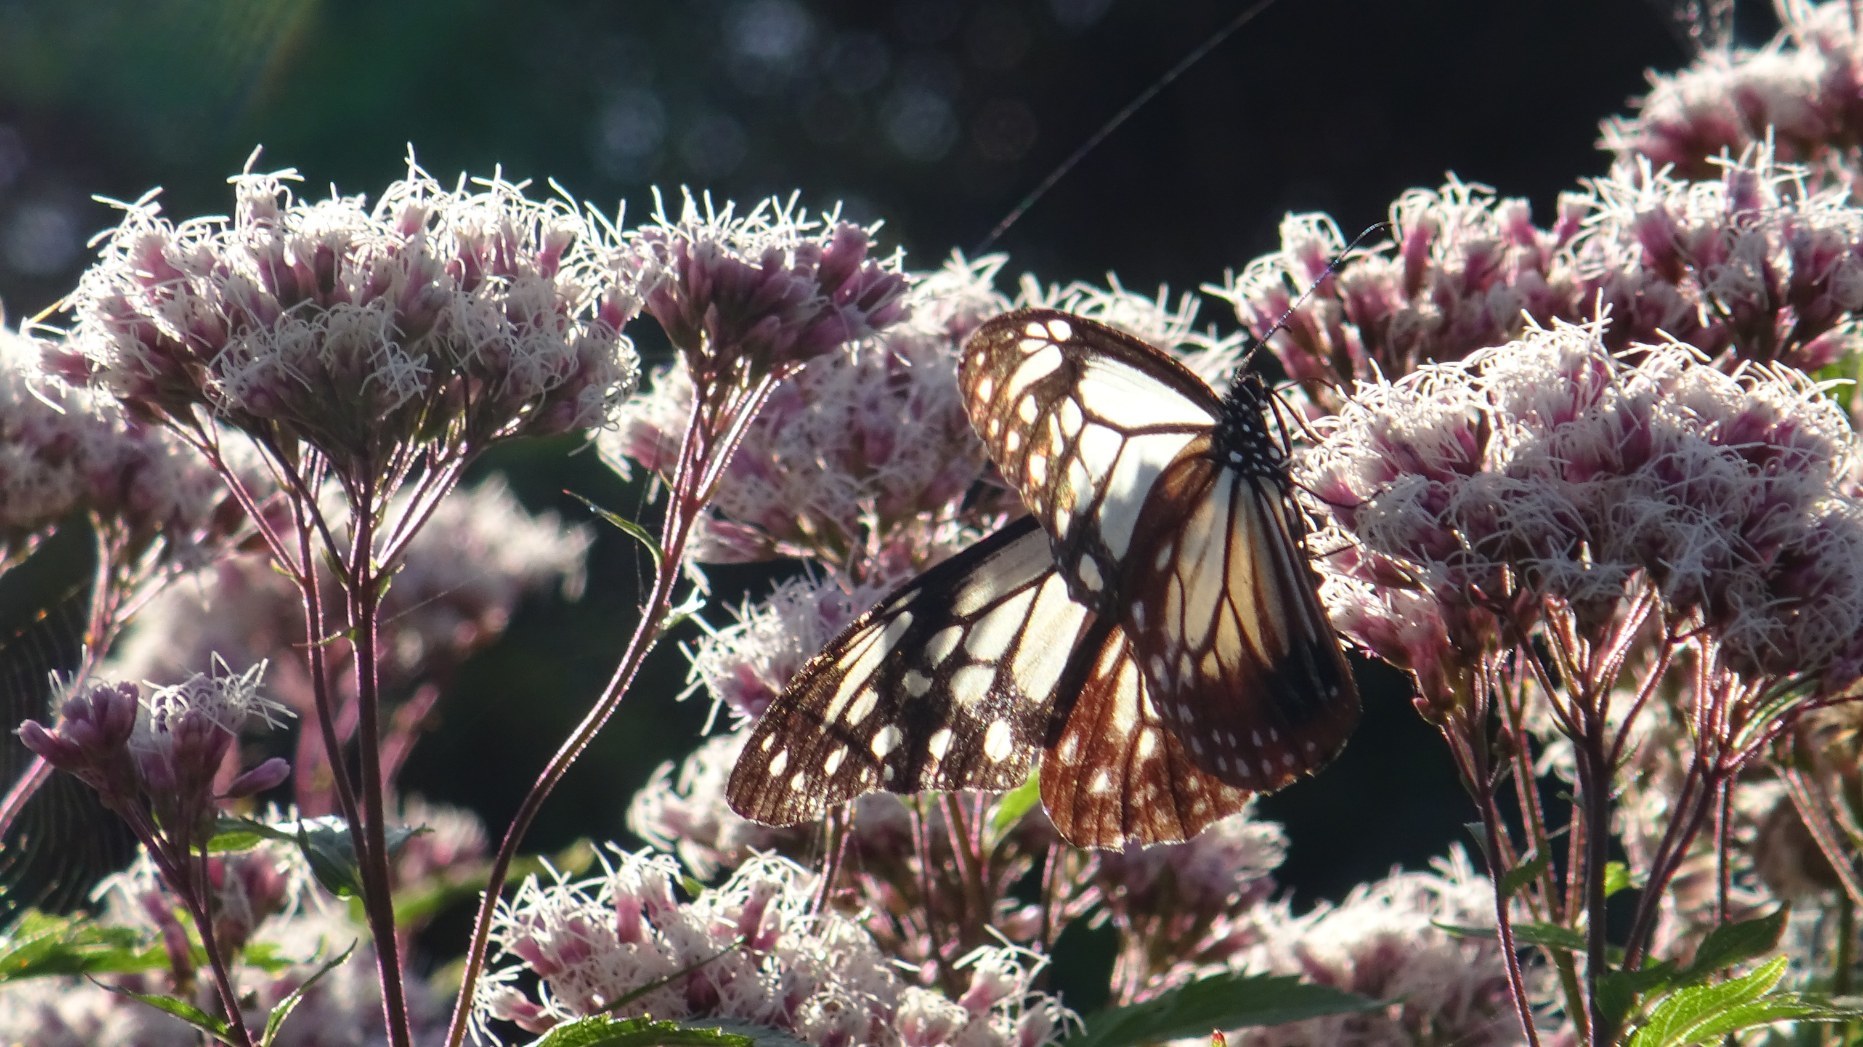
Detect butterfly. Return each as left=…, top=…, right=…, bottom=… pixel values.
left=726, top=308, right=1359, bottom=849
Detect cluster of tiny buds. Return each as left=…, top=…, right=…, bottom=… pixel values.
left=474, top=846, right=1075, bottom=1046
left=624, top=188, right=912, bottom=376
left=1600, top=2, right=1863, bottom=183
left=17, top=662, right=289, bottom=846
left=0, top=323, right=241, bottom=565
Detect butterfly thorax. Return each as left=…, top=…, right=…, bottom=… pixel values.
left=1211, top=372, right=1288, bottom=488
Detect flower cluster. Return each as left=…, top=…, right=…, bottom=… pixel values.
left=625, top=189, right=912, bottom=378
left=1218, top=147, right=1863, bottom=397
left=18, top=663, right=289, bottom=846
left=604, top=250, right=978, bottom=573
left=1304, top=318, right=1863, bottom=691
left=1089, top=809, right=1287, bottom=997
left=54, top=153, right=640, bottom=478
left=1601, top=2, right=1863, bottom=183
left=474, top=847, right=1076, bottom=1047
left=0, top=323, right=241, bottom=567
left=1228, top=851, right=1516, bottom=1047
left=0, top=838, right=450, bottom=1046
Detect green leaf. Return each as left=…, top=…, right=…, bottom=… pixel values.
left=211, top=815, right=422, bottom=900
left=1680, top=910, right=1785, bottom=981
left=1623, top=956, right=1862, bottom=1046
left=525, top=1015, right=763, bottom=1046
left=988, top=774, right=1042, bottom=839
left=1498, top=854, right=1549, bottom=899
left=1067, top=972, right=1380, bottom=1047
left=100, top=982, right=236, bottom=1044
left=260, top=943, right=357, bottom=1046
left=569, top=493, right=662, bottom=574
left=0, top=910, right=165, bottom=982
left=1598, top=962, right=1678, bottom=1030
left=1602, top=861, right=1635, bottom=899
left=1436, top=919, right=1587, bottom=954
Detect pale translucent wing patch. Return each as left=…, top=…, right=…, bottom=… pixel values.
left=727, top=517, right=1094, bottom=827
left=959, top=310, right=1221, bottom=610
left=1040, top=617, right=1254, bottom=848
left=1125, top=441, right=1360, bottom=791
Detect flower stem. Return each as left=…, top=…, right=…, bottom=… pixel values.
left=443, top=374, right=782, bottom=1047
left=345, top=498, right=414, bottom=1047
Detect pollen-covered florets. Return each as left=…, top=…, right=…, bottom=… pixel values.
left=1601, top=2, right=1863, bottom=182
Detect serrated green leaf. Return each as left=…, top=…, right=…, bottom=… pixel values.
left=0, top=911, right=164, bottom=982
left=525, top=1014, right=759, bottom=1046
left=100, top=981, right=236, bottom=1044
left=1067, top=972, right=1379, bottom=1047
left=1628, top=955, right=1788, bottom=1047
left=1680, top=910, right=1785, bottom=981
left=568, top=493, right=662, bottom=574
left=988, top=774, right=1042, bottom=839
left=1684, top=996, right=1860, bottom=1041
left=260, top=943, right=357, bottom=1046
left=213, top=815, right=422, bottom=900
left=1498, top=854, right=1548, bottom=898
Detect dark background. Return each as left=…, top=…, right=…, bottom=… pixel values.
left=0, top=0, right=1769, bottom=924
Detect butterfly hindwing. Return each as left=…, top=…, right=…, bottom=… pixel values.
left=1040, top=614, right=1255, bottom=849
left=726, top=516, right=1093, bottom=826
left=959, top=311, right=1221, bottom=611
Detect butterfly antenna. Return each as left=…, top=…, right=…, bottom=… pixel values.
left=1236, top=222, right=1389, bottom=445
left=973, top=0, right=1284, bottom=255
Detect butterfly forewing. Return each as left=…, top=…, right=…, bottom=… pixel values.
left=726, top=517, right=1093, bottom=826
left=1122, top=433, right=1359, bottom=791
left=959, top=311, right=1221, bottom=610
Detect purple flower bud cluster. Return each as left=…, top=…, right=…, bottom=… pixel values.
left=1601, top=4, right=1863, bottom=183
left=18, top=662, right=289, bottom=848
left=625, top=189, right=911, bottom=377
left=1220, top=148, right=1863, bottom=396
left=0, top=325, right=243, bottom=566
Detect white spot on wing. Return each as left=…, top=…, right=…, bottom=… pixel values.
left=871, top=725, right=904, bottom=758
left=925, top=626, right=964, bottom=665
left=951, top=664, right=996, bottom=704
left=768, top=749, right=789, bottom=777
left=983, top=718, right=1014, bottom=762
left=928, top=728, right=953, bottom=760
left=823, top=746, right=847, bottom=776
